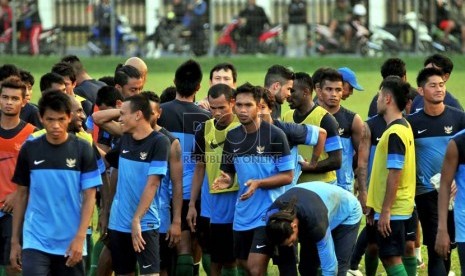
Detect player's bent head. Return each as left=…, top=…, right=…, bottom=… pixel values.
left=40, top=72, right=65, bottom=94
left=160, top=86, right=177, bottom=103
left=265, top=200, right=298, bottom=246
left=124, top=94, right=152, bottom=122
left=0, top=76, right=27, bottom=98
left=260, top=87, right=276, bottom=110
left=174, top=59, right=202, bottom=98
left=424, top=53, right=453, bottom=75
left=295, top=72, right=314, bottom=92
left=208, top=83, right=234, bottom=102
left=234, top=82, right=263, bottom=104
left=381, top=58, right=406, bottom=80
left=96, top=86, right=124, bottom=109
left=416, top=67, right=444, bottom=88
left=38, top=90, right=72, bottom=117
left=264, top=64, right=295, bottom=88
left=380, top=75, right=411, bottom=111
left=114, top=65, right=142, bottom=87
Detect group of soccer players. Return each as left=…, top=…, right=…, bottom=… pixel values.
left=0, top=52, right=464, bottom=276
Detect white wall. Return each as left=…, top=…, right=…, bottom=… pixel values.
left=368, top=0, right=386, bottom=29
left=38, top=0, right=55, bottom=29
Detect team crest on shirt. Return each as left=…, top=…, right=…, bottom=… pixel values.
left=140, top=152, right=148, bottom=160
left=256, top=145, right=265, bottom=154
left=66, top=158, right=76, bottom=168
left=338, top=128, right=344, bottom=136
left=444, top=126, right=453, bottom=134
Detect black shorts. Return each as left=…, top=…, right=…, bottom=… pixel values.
left=0, top=215, right=12, bottom=266
left=210, top=223, right=234, bottom=263
left=159, top=233, right=176, bottom=271
left=196, top=216, right=211, bottom=253
left=416, top=191, right=439, bottom=246
left=405, top=207, right=418, bottom=242
left=181, top=200, right=200, bottom=231
left=22, top=249, right=84, bottom=276
left=374, top=219, right=407, bottom=258
left=108, top=229, right=160, bottom=274
left=233, top=227, right=272, bottom=260
left=366, top=218, right=378, bottom=244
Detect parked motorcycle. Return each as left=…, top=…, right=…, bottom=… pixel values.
left=87, top=15, right=140, bottom=56
left=0, top=26, right=65, bottom=55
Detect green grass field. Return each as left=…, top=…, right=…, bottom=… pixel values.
left=2, top=54, right=464, bottom=275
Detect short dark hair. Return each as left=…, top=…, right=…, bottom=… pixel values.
left=95, top=86, right=123, bottom=107
left=38, top=90, right=72, bottom=117
left=98, top=76, right=115, bottom=87
left=264, top=65, right=295, bottom=88
left=40, top=72, right=65, bottom=93
left=407, top=85, right=418, bottom=102
left=416, top=67, right=444, bottom=87
left=319, top=68, right=342, bottom=88
left=234, top=82, right=263, bottom=104
left=261, top=88, right=276, bottom=110
left=208, top=83, right=234, bottom=102
left=424, top=54, right=453, bottom=74
left=19, top=70, right=35, bottom=86
left=209, top=63, right=237, bottom=83
left=0, top=64, right=20, bottom=82
left=381, top=58, right=406, bottom=79
left=61, top=55, right=85, bottom=75
left=174, top=59, right=202, bottom=98
left=380, top=75, right=411, bottom=111
left=294, top=72, right=313, bottom=91
left=51, top=62, right=77, bottom=83
left=114, top=65, right=142, bottom=87
left=124, top=94, right=152, bottom=122
left=0, top=76, right=27, bottom=98
left=312, top=67, right=331, bottom=88
left=265, top=198, right=298, bottom=246
left=141, top=91, right=161, bottom=105
left=160, top=86, right=177, bottom=103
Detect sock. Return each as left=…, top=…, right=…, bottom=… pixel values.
left=415, top=247, right=422, bottom=262
left=364, top=251, right=379, bottom=276
left=0, top=266, right=5, bottom=276
left=194, top=262, right=200, bottom=276
left=176, top=254, right=194, bottom=276
left=221, top=267, right=238, bottom=276
left=202, top=254, right=211, bottom=275
left=88, top=239, right=105, bottom=276
left=237, top=267, right=247, bottom=276
left=402, top=256, right=417, bottom=276
left=385, top=263, right=408, bottom=276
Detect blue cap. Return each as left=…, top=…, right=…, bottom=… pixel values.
left=338, top=67, right=363, bottom=91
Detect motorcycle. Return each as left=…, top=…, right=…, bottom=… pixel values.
left=0, top=26, right=66, bottom=55
left=214, top=18, right=284, bottom=56
left=87, top=15, right=140, bottom=56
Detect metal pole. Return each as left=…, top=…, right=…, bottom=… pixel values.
left=414, top=0, right=419, bottom=53
left=209, top=0, right=215, bottom=56
left=11, top=0, right=17, bottom=55
left=309, top=0, right=316, bottom=55
left=110, top=0, right=116, bottom=55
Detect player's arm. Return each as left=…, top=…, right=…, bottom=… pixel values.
left=213, top=136, right=236, bottom=191
left=301, top=114, right=342, bottom=173
left=10, top=186, right=28, bottom=271
left=356, top=122, right=371, bottom=213
left=66, top=187, right=97, bottom=267
left=351, top=114, right=364, bottom=168
left=168, top=140, right=183, bottom=247
left=316, top=228, right=338, bottom=276
left=435, top=139, right=458, bottom=259
left=378, top=133, right=405, bottom=238
left=92, top=109, right=122, bottom=136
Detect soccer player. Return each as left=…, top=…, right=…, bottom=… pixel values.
left=39, top=72, right=66, bottom=94
left=104, top=94, right=170, bottom=275
left=435, top=129, right=465, bottom=276
left=264, top=65, right=295, bottom=120
left=124, top=57, right=148, bottom=86
left=366, top=76, right=416, bottom=276
left=284, top=72, right=342, bottom=184
left=0, top=77, right=36, bottom=276
left=317, top=68, right=363, bottom=192
left=157, top=59, right=211, bottom=275
left=259, top=87, right=327, bottom=188
left=10, top=91, right=102, bottom=275
left=407, top=67, right=465, bottom=275
left=188, top=83, right=240, bottom=276
left=18, top=69, right=42, bottom=128
left=265, top=182, right=362, bottom=276
left=338, top=67, right=364, bottom=100
left=213, top=82, right=294, bottom=275
left=114, top=65, right=144, bottom=99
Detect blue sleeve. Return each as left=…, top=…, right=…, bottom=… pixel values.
left=321, top=113, right=342, bottom=152
left=220, top=134, right=236, bottom=174
left=316, top=228, right=338, bottom=276
left=148, top=135, right=170, bottom=177
left=279, top=122, right=319, bottom=147
left=85, top=116, right=94, bottom=132
left=387, top=133, right=405, bottom=169
left=272, top=128, right=294, bottom=172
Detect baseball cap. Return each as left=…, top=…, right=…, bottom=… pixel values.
left=338, top=67, right=364, bottom=91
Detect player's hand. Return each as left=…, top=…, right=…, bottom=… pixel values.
left=212, top=171, right=232, bottom=190
left=98, top=211, right=109, bottom=241
left=240, top=179, right=259, bottom=201
left=357, top=191, right=368, bottom=215
left=65, top=235, right=85, bottom=267
left=435, top=229, right=451, bottom=260
left=196, top=99, right=210, bottom=111
left=167, top=221, right=181, bottom=248
left=299, top=159, right=316, bottom=171
left=0, top=192, right=16, bottom=213
left=365, top=207, right=374, bottom=226
left=131, top=219, right=146, bottom=252
left=377, top=210, right=391, bottom=238
left=9, top=241, right=22, bottom=271
left=186, top=204, right=198, bottom=233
